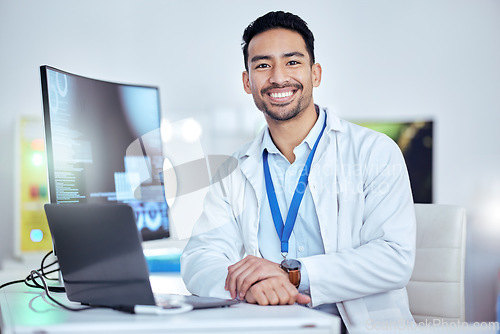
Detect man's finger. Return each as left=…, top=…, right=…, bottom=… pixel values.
left=245, top=289, right=258, bottom=304
left=237, top=261, right=286, bottom=298
left=226, top=259, right=254, bottom=298
left=227, top=266, right=249, bottom=299
left=251, top=285, right=269, bottom=306
left=275, top=283, right=292, bottom=305
left=263, top=287, right=280, bottom=306
left=237, top=267, right=264, bottom=299
left=227, top=256, right=280, bottom=299
left=225, top=255, right=259, bottom=290
left=225, top=257, right=250, bottom=289
left=296, top=293, right=311, bottom=305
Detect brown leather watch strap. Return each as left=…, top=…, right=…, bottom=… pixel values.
left=280, top=259, right=301, bottom=288
left=288, top=269, right=301, bottom=288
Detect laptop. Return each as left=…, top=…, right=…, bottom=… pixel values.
left=44, top=203, right=238, bottom=310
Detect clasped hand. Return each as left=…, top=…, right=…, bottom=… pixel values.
left=225, top=255, right=311, bottom=306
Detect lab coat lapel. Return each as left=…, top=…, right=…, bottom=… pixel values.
left=309, top=129, right=338, bottom=254
left=237, top=131, right=265, bottom=257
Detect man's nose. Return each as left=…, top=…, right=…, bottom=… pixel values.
left=269, top=66, right=289, bottom=85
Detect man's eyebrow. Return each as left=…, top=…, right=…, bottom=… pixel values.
left=250, top=55, right=272, bottom=63
left=283, top=51, right=306, bottom=58
left=250, top=51, right=306, bottom=63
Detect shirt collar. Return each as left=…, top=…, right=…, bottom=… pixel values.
left=261, top=106, right=326, bottom=156
left=239, top=105, right=343, bottom=162
left=302, top=105, right=325, bottom=151
left=262, top=126, right=280, bottom=155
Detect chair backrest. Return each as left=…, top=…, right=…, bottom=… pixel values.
left=407, top=204, right=466, bottom=323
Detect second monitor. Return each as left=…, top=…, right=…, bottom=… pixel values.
left=40, top=66, right=169, bottom=241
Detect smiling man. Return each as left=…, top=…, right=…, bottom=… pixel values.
left=181, top=11, right=416, bottom=332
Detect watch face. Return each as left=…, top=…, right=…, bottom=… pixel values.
left=281, top=258, right=301, bottom=271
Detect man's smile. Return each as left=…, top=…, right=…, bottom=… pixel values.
left=269, top=90, right=294, bottom=98
left=262, top=84, right=302, bottom=104
left=268, top=90, right=296, bottom=103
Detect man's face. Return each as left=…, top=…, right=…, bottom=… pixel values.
left=242, top=28, right=321, bottom=122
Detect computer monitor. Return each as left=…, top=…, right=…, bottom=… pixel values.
left=40, top=65, right=169, bottom=241
left=353, top=119, right=433, bottom=203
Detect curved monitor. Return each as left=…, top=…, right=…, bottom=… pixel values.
left=40, top=65, right=169, bottom=241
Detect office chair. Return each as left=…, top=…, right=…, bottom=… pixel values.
left=406, top=204, right=466, bottom=323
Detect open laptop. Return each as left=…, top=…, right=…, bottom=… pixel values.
left=44, top=203, right=238, bottom=310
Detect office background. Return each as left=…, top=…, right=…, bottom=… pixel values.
left=0, top=0, right=499, bottom=324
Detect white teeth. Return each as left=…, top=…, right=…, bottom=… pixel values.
left=270, top=91, right=293, bottom=98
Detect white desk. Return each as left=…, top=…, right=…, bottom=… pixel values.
left=0, top=284, right=340, bottom=334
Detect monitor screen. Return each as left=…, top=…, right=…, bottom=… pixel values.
left=40, top=66, right=169, bottom=241
left=353, top=120, right=433, bottom=204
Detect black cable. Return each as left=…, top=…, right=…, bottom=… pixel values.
left=1, top=263, right=157, bottom=314
left=39, top=250, right=63, bottom=287
left=24, top=269, right=65, bottom=293
left=41, top=250, right=59, bottom=280
left=0, top=250, right=63, bottom=292
left=42, top=268, right=60, bottom=276
left=0, top=279, right=26, bottom=290
left=0, top=253, right=108, bottom=313
left=42, top=262, right=59, bottom=280
left=1, top=269, right=104, bottom=312
left=41, top=250, right=53, bottom=267
left=24, top=272, right=46, bottom=290
left=28, top=270, right=96, bottom=312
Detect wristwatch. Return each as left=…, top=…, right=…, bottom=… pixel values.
left=280, top=259, right=301, bottom=288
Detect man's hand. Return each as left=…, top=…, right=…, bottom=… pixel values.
left=245, top=276, right=311, bottom=306
left=225, top=255, right=287, bottom=299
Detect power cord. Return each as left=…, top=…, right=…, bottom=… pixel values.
left=8, top=269, right=193, bottom=314
left=0, top=254, right=107, bottom=312
left=40, top=250, right=60, bottom=281
left=23, top=268, right=65, bottom=293
left=27, top=270, right=95, bottom=311
left=1, top=251, right=193, bottom=315
left=0, top=250, right=63, bottom=291
left=0, top=278, right=25, bottom=290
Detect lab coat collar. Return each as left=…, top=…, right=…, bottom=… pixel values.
left=261, top=106, right=326, bottom=157
left=238, top=105, right=343, bottom=162
left=236, top=105, right=343, bottom=200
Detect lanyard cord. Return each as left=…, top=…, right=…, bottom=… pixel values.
left=263, top=114, right=327, bottom=255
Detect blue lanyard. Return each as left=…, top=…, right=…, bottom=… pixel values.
left=263, top=114, right=327, bottom=256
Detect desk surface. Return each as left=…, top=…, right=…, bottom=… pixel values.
left=0, top=285, right=340, bottom=334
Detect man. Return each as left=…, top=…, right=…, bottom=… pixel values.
left=181, top=11, right=416, bottom=331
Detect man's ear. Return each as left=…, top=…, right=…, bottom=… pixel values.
left=242, top=71, right=252, bottom=94
left=312, top=63, right=322, bottom=88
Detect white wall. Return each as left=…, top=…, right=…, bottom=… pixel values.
left=1, top=0, right=499, bottom=322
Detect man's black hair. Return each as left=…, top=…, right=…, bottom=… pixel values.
left=242, top=11, right=315, bottom=72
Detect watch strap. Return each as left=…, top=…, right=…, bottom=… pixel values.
left=280, top=260, right=301, bottom=288
left=288, top=268, right=301, bottom=288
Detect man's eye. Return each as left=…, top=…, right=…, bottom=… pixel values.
left=288, top=60, right=300, bottom=65
left=256, top=64, right=270, bottom=69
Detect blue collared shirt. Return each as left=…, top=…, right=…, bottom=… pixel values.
left=258, top=108, right=326, bottom=292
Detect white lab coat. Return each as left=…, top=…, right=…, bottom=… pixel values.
left=181, top=107, right=416, bottom=331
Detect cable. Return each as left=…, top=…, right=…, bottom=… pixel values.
left=1, top=252, right=193, bottom=315
left=40, top=250, right=59, bottom=281
left=0, top=279, right=26, bottom=290
left=28, top=270, right=95, bottom=311
left=0, top=250, right=63, bottom=292
left=23, top=270, right=65, bottom=293
left=1, top=270, right=95, bottom=312
left=26, top=270, right=193, bottom=315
